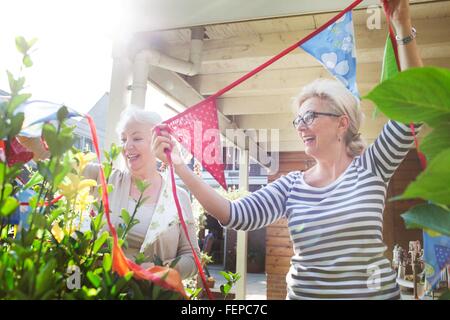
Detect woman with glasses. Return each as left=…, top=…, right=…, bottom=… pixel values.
left=152, top=0, right=423, bottom=299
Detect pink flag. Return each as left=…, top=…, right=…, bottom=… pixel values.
left=163, top=97, right=227, bottom=189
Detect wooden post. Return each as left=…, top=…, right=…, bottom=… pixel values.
left=106, top=38, right=132, bottom=150
left=236, top=148, right=249, bottom=300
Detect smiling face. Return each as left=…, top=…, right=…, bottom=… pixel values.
left=296, top=96, right=347, bottom=159
left=120, top=120, right=156, bottom=175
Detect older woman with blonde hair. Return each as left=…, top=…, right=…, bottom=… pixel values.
left=152, top=0, right=423, bottom=299
left=21, top=106, right=200, bottom=279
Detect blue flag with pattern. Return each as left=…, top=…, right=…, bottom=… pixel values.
left=423, top=230, right=450, bottom=289
left=300, top=11, right=359, bottom=98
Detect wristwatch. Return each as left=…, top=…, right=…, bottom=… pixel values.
left=395, top=27, right=417, bottom=45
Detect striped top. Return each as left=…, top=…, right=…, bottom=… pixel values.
left=224, top=121, right=421, bottom=300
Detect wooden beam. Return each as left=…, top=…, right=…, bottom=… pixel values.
left=156, top=1, right=449, bottom=44
left=189, top=58, right=450, bottom=97
left=164, top=17, right=450, bottom=75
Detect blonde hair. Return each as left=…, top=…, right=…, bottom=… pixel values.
left=115, top=105, right=163, bottom=137
left=292, top=79, right=366, bottom=157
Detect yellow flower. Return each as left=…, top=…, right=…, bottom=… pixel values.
left=74, top=188, right=95, bottom=213
left=73, top=152, right=97, bottom=174
left=58, top=173, right=97, bottom=200
left=51, top=222, right=65, bottom=243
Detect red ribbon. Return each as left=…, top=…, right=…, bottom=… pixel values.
left=165, top=150, right=214, bottom=300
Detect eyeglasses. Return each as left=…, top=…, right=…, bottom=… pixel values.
left=292, top=111, right=341, bottom=129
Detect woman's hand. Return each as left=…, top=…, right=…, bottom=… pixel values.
left=151, top=124, right=184, bottom=167
left=383, top=0, right=412, bottom=32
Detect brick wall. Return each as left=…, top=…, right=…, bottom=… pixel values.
left=265, top=150, right=423, bottom=300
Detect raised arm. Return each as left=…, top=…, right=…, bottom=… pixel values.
left=151, top=125, right=231, bottom=225
left=151, top=125, right=291, bottom=230
left=385, top=0, right=423, bottom=70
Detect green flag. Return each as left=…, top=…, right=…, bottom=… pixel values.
left=381, top=35, right=399, bottom=81
left=373, top=35, right=399, bottom=118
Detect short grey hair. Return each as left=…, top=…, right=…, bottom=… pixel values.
left=115, top=105, right=163, bottom=137
left=292, top=79, right=366, bottom=157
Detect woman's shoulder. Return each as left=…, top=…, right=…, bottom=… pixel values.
left=275, top=170, right=300, bottom=184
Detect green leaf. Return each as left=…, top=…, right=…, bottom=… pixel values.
left=23, top=55, right=33, bottom=68
left=57, top=106, right=69, bottom=123
left=102, top=162, right=112, bottom=180
left=420, top=124, right=450, bottom=163
left=401, top=203, right=450, bottom=237
left=7, top=94, right=31, bottom=113
left=15, top=36, right=29, bottom=55
left=219, top=270, right=232, bottom=282
left=0, top=197, right=19, bottom=217
left=364, top=67, right=450, bottom=127
left=120, top=209, right=131, bottom=225
left=37, top=161, right=52, bottom=181
left=87, top=271, right=102, bottom=288
left=398, top=148, right=450, bottom=205
left=103, top=253, right=112, bottom=272
left=7, top=70, right=15, bottom=93
left=8, top=112, right=25, bottom=138
left=134, top=179, right=150, bottom=194
left=134, top=252, right=147, bottom=265
left=0, top=183, right=14, bottom=198
left=92, top=212, right=104, bottom=232
left=109, top=143, right=122, bottom=161
left=93, top=231, right=109, bottom=254
left=52, top=153, right=73, bottom=190
left=23, top=170, right=44, bottom=189
left=220, top=283, right=231, bottom=295
left=35, top=259, right=57, bottom=298
left=42, top=123, right=59, bottom=155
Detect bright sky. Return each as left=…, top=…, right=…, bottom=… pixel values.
left=0, top=0, right=191, bottom=121
left=0, top=0, right=119, bottom=114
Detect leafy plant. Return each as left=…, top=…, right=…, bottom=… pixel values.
left=365, top=66, right=450, bottom=298
left=219, top=271, right=241, bottom=299
left=0, top=36, right=183, bottom=300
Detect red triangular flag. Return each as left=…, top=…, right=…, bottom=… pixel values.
left=5, top=138, right=34, bottom=166
left=163, top=97, right=227, bottom=189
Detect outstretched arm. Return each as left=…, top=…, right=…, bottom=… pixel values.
left=385, top=0, right=423, bottom=70
left=151, top=125, right=231, bottom=226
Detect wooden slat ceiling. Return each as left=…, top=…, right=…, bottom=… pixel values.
left=149, top=1, right=450, bottom=152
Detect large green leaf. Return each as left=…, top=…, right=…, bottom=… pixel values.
left=398, top=148, right=450, bottom=205
left=401, top=203, right=450, bottom=237
left=420, top=124, right=450, bottom=163
left=364, top=67, right=450, bottom=127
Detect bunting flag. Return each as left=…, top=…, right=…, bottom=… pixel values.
left=15, top=100, right=83, bottom=137
left=381, top=35, right=399, bottom=82
left=300, top=11, right=359, bottom=98
left=423, top=231, right=450, bottom=290
left=163, top=97, right=227, bottom=189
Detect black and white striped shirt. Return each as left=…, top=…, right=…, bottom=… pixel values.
left=225, top=121, right=421, bottom=300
